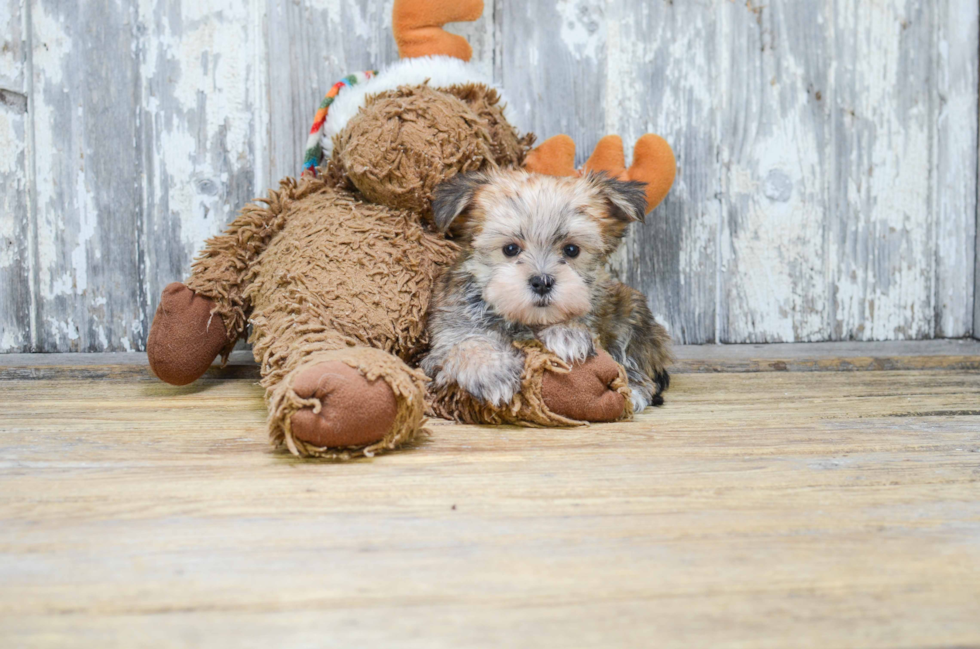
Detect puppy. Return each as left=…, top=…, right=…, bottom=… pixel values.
left=421, top=168, right=672, bottom=412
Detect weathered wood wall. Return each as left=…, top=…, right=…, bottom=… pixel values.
left=0, top=0, right=977, bottom=351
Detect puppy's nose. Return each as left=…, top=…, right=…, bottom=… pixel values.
left=529, top=274, right=555, bottom=296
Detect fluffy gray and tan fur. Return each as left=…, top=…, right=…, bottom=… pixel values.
left=421, top=168, right=672, bottom=412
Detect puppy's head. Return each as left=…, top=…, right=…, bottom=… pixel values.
left=433, top=169, right=647, bottom=327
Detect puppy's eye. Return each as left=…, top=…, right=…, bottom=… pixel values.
left=502, top=243, right=522, bottom=257
left=563, top=244, right=581, bottom=258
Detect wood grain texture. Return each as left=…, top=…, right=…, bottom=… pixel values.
left=497, top=0, right=605, bottom=155
left=1, top=366, right=978, bottom=646
left=0, top=0, right=24, bottom=91
left=718, top=0, right=835, bottom=343
left=935, top=0, right=978, bottom=338
left=0, top=0, right=31, bottom=352
left=604, top=1, right=719, bottom=344
left=0, top=0, right=977, bottom=351
left=719, top=0, right=979, bottom=342
left=30, top=0, right=144, bottom=351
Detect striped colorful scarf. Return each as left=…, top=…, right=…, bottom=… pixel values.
left=302, top=70, right=377, bottom=177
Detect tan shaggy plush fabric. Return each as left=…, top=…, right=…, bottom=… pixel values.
left=240, top=184, right=459, bottom=458
left=153, top=80, right=638, bottom=459
left=427, top=341, right=634, bottom=427
left=333, top=84, right=530, bottom=220
left=185, top=177, right=311, bottom=358
left=443, top=83, right=535, bottom=170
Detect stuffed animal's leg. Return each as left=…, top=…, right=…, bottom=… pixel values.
left=393, top=0, right=484, bottom=61
left=539, top=349, right=632, bottom=423
left=256, top=328, right=428, bottom=459
left=428, top=341, right=632, bottom=427
left=147, top=180, right=298, bottom=385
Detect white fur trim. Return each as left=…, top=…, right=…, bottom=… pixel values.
left=321, top=56, right=515, bottom=158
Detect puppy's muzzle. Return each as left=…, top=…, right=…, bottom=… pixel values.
left=529, top=274, right=556, bottom=296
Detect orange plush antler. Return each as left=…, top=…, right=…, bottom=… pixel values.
left=393, top=0, right=484, bottom=61
left=524, top=135, right=578, bottom=177
left=526, top=133, right=677, bottom=213
left=585, top=134, right=676, bottom=213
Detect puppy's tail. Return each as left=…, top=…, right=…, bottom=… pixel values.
left=393, top=0, right=484, bottom=62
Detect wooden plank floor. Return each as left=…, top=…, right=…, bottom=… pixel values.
left=1, top=345, right=979, bottom=647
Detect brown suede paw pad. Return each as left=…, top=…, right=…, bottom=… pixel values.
left=541, top=349, right=629, bottom=423
left=147, top=283, right=228, bottom=386
left=289, top=361, right=399, bottom=448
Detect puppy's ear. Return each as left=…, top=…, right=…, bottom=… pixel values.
left=432, top=171, right=489, bottom=234
left=590, top=173, right=649, bottom=224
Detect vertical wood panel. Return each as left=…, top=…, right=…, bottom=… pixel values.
left=137, top=0, right=267, bottom=342
left=717, top=0, right=834, bottom=343
left=497, top=0, right=605, bottom=159
left=605, top=0, right=718, bottom=344
left=933, top=0, right=978, bottom=338
left=31, top=0, right=144, bottom=351
left=0, top=0, right=32, bottom=352
left=829, top=0, right=935, bottom=341
left=837, top=0, right=928, bottom=342
left=716, top=0, right=977, bottom=342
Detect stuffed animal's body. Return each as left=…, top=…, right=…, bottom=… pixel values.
left=145, top=0, right=677, bottom=458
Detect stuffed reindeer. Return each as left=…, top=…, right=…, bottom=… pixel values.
left=146, top=0, right=676, bottom=459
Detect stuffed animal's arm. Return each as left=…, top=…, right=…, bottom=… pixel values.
left=184, top=181, right=296, bottom=343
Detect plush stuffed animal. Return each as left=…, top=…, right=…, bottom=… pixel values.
left=146, top=0, right=676, bottom=459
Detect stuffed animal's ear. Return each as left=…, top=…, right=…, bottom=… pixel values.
left=432, top=171, right=489, bottom=233
left=589, top=173, right=649, bottom=224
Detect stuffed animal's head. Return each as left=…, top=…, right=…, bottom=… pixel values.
left=322, top=59, right=533, bottom=221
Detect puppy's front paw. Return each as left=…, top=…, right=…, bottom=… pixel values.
left=629, top=387, right=650, bottom=413
left=459, top=360, right=522, bottom=406
left=537, top=325, right=595, bottom=364
left=432, top=340, right=524, bottom=407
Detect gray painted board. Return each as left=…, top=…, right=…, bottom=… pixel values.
left=0, top=0, right=31, bottom=352
left=137, top=1, right=265, bottom=345
left=30, top=0, right=144, bottom=351
left=602, top=0, right=720, bottom=345
left=937, top=0, right=979, bottom=339
left=0, top=0, right=977, bottom=351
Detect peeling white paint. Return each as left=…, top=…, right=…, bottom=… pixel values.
left=70, top=172, right=98, bottom=294
left=139, top=0, right=261, bottom=308
left=556, top=0, right=605, bottom=62
left=0, top=0, right=24, bottom=91
left=0, top=111, right=18, bottom=175
left=0, top=329, right=20, bottom=350
left=32, top=1, right=73, bottom=302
